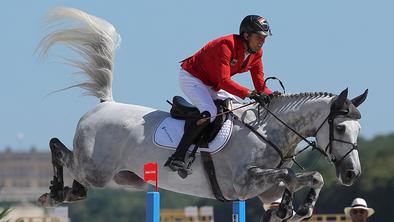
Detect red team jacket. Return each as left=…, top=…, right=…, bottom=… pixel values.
left=181, top=34, right=272, bottom=99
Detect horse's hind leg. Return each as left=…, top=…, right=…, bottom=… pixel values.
left=49, top=138, right=67, bottom=202
left=38, top=138, right=87, bottom=206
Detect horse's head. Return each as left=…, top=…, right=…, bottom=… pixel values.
left=315, top=88, right=368, bottom=186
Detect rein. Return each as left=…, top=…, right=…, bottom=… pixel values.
left=232, top=98, right=358, bottom=170
left=200, top=102, right=256, bottom=122
left=201, top=76, right=287, bottom=122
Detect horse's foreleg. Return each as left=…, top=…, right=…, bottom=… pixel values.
left=287, top=171, right=324, bottom=221
left=247, top=167, right=297, bottom=221
left=38, top=138, right=87, bottom=207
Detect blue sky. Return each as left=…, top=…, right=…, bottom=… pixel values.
left=1, top=0, right=393, bottom=150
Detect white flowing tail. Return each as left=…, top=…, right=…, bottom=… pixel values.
left=38, top=7, right=120, bottom=102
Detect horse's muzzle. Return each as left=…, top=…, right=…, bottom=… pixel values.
left=341, top=169, right=361, bottom=186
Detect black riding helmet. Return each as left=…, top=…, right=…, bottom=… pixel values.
left=239, top=15, right=272, bottom=36
left=239, top=15, right=272, bottom=53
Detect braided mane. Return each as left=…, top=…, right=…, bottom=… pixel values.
left=271, top=92, right=335, bottom=99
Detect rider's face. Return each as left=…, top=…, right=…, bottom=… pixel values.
left=245, top=33, right=267, bottom=52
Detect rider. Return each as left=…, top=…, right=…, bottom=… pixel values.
left=165, top=15, right=273, bottom=171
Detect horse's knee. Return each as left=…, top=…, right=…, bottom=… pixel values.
left=49, top=137, right=73, bottom=166
left=279, top=168, right=297, bottom=190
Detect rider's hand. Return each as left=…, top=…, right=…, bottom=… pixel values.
left=272, top=91, right=282, bottom=97
left=248, top=90, right=271, bottom=105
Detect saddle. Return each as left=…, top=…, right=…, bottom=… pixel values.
left=169, top=96, right=231, bottom=146
left=168, top=96, right=232, bottom=201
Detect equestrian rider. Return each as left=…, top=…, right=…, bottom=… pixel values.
left=165, top=15, right=273, bottom=171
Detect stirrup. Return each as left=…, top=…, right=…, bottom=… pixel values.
left=177, top=157, right=194, bottom=179
left=165, top=158, right=186, bottom=171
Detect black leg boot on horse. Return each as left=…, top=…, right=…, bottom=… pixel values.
left=38, top=138, right=87, bottom=206
left=165, top=111, right=211, bottom=176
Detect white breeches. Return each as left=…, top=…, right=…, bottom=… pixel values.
left=179, top=68, right=237, bottom=122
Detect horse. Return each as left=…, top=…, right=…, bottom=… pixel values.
left=37, top=7, right=368, bottom=222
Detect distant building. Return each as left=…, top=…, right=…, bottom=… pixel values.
left=0, top=203, right=69, bottom=222
left=161, top=206, right=214, bottom=222
left=0, top=148, right=72, bottom=202
left=307, top=214, right=351, bottom=222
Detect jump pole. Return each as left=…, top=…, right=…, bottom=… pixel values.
left=146, top=192, right=160, bottom=222
left=232, top=201, right=246, bottom=222
left=144, top=162, right=160, bottom=222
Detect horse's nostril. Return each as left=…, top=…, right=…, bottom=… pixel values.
left=346, top=170, right=356, bottom=180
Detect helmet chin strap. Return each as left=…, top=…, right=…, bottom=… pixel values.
left=242, top=33, right=258, bottom=54
left=247, top=46, right=257, bottom=54
left=244, top=36, right=257, bottom=54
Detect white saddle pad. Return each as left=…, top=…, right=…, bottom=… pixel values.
left=153, top=117, right=233, bottom=154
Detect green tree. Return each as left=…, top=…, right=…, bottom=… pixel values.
left=0, top=206, right=12, bottom=220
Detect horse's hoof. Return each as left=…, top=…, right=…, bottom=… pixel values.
left=64, top=192, right=87, bottom=202
left=261, top=209, right=273, bottom=222
left=37, top=193, right=61, bottom=207
left=276, top=205, right=293, bottom=220
left=296, top=206, right=313, bottom=218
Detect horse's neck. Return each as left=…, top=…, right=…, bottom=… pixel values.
left=234, top=93, right=334, bottom=153
left=269, top=94, right=333, bottom=136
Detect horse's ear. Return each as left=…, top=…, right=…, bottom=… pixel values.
left=351, top=89, right=368, bottom=107
left=332, top=88, right=348, bottom=110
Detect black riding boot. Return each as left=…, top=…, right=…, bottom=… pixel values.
left=165, top=112, right=210, bottom=171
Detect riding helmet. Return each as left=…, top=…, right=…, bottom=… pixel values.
left=239, top=15, right=272, bottom=36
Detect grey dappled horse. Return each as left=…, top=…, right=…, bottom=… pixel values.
left=37, top=8, right=368, bottom=222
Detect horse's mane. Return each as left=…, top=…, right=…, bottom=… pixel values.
left=234, top=92, right=336, bottom=107
left=271, top=92, right=335, bottom=99
left=232, top=92, right=337, bottom=115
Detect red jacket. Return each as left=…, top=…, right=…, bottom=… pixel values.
left=181, top=34, right=272, bottom=99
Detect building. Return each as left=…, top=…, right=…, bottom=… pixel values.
left=0, top=148, right=72, bottom=202
left=161, top=206, right=214, bottom=222
left=0, top=204, right=69, bottom=222
left=307, top=214, right=351, bottom=222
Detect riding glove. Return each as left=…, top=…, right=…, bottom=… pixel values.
left=248, top=90, right=271, bottom=105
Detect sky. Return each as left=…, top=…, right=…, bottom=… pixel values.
left=1, top=0, right=393, bottom=150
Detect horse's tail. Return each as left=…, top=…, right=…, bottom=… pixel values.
left=38, top=7, right=120, bottom=102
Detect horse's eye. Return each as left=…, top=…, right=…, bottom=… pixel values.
left=336, top=125, right=346, bottom=133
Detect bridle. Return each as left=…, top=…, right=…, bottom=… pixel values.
left=314, top=108, right=359, bottom=167
left=232, top=99, right=359, bottom=169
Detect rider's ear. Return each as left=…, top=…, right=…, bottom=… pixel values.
left=351, top=89, right=368, bottom=107
left=332, top=88, right=348, bottom=110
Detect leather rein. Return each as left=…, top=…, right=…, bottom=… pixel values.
left=230, top=100, right=358, bottom=170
